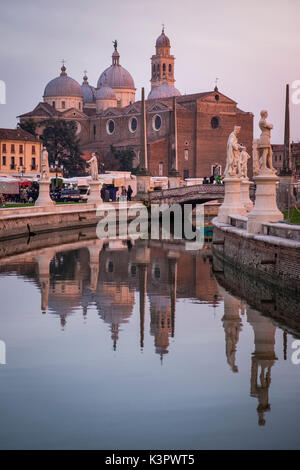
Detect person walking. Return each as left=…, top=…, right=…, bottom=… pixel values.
left=127, top=185, right=133, bottom=201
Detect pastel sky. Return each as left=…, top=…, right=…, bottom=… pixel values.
left=0, top=0, right=299, bottom=142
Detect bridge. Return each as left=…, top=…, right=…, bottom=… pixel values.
left=146, top=184, right=225, bottom=205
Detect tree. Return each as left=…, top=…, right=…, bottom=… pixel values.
left=18, top=119, right=38, bottom=136
left=110, top=145, right=136, bottom=172
left=40, top=119, right=86, bottom=176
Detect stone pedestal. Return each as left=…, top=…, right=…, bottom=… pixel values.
left=241, top=178, right=253, bottom=212
left=35, top=180, right=55, bottom=207
left=136, top=174, right=151, bottom=200
left=168, top=176, right=180, bottom=189
left=87, top=181, right=102, bottom=205
left=217, top=177, right=246, bottom=224
left=247, top=174, right=283, bottom=234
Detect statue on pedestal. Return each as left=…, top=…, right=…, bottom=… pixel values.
left=224, top=126, right=245, bottom=177
left=257, top=110, right=275, bottom=174
left=87, top=153, right=99, bottom=181
left=240, top=149, right=251, bottom=179
left=40, top=147, right=50, bottom=181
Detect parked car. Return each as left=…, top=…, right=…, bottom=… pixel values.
left=60, top=188, right=82, bottom=202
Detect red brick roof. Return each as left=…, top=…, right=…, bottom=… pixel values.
left=0, top=128, right=40, bottom=142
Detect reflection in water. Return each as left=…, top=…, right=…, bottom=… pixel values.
left=0, top=229, right=300, bottom=448
left=248, top=308, right=277, bottom=427
left=218, top=285, right=243, bottom=373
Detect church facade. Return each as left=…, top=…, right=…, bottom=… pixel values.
left=19, top=29, right=253, bottom=179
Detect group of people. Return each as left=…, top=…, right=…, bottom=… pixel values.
left=0, top=186, right=39, bottom=206
left=203, top=175, right=224, bottom=185
left=100, top=184, right=133, bottom=202
left=19, top=187, right=38, bottom=203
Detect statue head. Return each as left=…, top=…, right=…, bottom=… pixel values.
left=260, top=110, right=268, bottom=119
left=233, top=126, right=241, bottom=135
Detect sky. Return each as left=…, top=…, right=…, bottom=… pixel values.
left=0, top=0, right=299, bottom=142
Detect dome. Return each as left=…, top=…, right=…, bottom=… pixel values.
left=44, top=66, right=82, bottom=98
left=148, top=82, right=181, bottom=100
left=81, top=73, right=96, bottom=104
left=97, top=47, right=135, bottom=90
left=96, top=82, right=116, bottom=101
left=156, top=28, right=170, bottom=47
left=97, top=65, right=135, bottom=89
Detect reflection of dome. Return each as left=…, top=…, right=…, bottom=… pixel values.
left=81, top=73, right=96, bottom=104
left=44, top=66, right=82, bottom=98
left=148, top=81, right=181, bottom=100
left=156, top=28, right=170, bottom=47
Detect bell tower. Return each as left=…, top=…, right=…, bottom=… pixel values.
left=151, top=27, right=175, bottom=90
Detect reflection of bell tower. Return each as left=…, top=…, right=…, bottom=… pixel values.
left=35, top=250, right=55, bottom=314
left=247, top=308, right=277, bottom=426
left=218, top=285, right=242, bottom=373
left=88, top=241, right=103, bottom=292
left=167, top=251, right=179, bottom=338
left=150, top=296, right=172, bottom=362
left=151, top=27, right=175, bottom=90
left=135, top=241, right=151, bottom=350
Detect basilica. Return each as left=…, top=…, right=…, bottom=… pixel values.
left=19, top=28, right=253, bottom=178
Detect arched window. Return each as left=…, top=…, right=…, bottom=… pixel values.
left=211, top=116, right=220, bottom=129
left=169, top=64, right=172, bottom=73
left=93, top=124, right=96, bottom=140
left=163, top=63, right=166, bottom=72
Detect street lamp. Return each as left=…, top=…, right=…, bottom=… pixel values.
left=17, top=165, right=26, bottom=178
left=51, top=161, right=64, bottom=188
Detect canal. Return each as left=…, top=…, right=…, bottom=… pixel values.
left=0, top=228, right=299, bottom=450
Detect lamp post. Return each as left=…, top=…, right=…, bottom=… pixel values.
left=17, top=165, right=26, bottom=178
left=51, top=160, right=64, bottom=189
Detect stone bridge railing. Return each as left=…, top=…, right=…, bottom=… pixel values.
left=148, top=184, right=225, bottom=204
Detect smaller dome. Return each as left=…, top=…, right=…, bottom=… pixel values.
left=81, top=72, right=96, bottom=104
left=156, top=27, right=170, bottom=47
left=44, top=65, right=82, bottom=98
left=148, top=82, right=181, bottom=100
left=96, top=78, right=116, bottom=101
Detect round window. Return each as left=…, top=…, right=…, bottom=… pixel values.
left=211, top=116, right=220, bottom=129
left=106, top=119, right=115, bottom=135
left=153, top=114, right=162, bottom=131
left=129, top=116, right=138, bottom=133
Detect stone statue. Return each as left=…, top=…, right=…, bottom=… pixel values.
left=240, top=149, right=251, bottom=178
left=87, top=153, right=99, bottom=181
left=257, top=110, right=275, bottom=174
left=252, top=139, right=260, bottom=176
left=113, top=39, right=118, bottom=51
left=224, top=126, right=245, bottom=177
left=40, top=147, right=50, bottom=181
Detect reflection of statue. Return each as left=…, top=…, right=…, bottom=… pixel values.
left=113, top=39, right=118, bottom=51
left=41, top=147, right=50, bottom=181
left=257, top=110, right=275, bottom=173
left=224, top=126, right=245, bottom=177
left=240, top=149, right=251, bottom=178
left=87, top=153, right=99, bottom=181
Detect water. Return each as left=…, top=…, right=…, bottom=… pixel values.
left=0, top=229, right=299, bottom=450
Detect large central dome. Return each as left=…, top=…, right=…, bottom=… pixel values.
left=97, top=48, right=135, bottom=90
